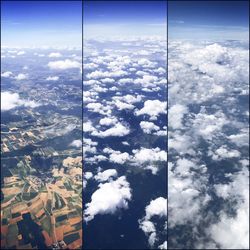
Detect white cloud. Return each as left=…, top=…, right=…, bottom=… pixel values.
left=1, top=71, right=13, bottom=77
left=86, top=69, right=127, bottom=79
left=15, top=73, right=27, bottom=80
left=1, top=92, right=39, bottom=111
left=48, top=59, right=81, bottom=70
left=70, top=140, right=82, bottom=148
left=208, top=168, right=249, bottom=249
left=135, top=100, right=167, bottom=120
left=92, top=122, right=130, bottom=138
left=139, top=197, right=167, bottom=247
left=85, top=176, right=132, bottom=222
left=140, top=121, right=160, bottom=134
left=209, top=145, right=241, bottom=160
left=132, top=147, right=167, bottom=174
left=17, top=51, right=25, bottom=56
left=94, top=169, right=118, bottom=182
left=99, top=117, right=118, bottom=126
left=103, top=148, right=131, bottom=164
left=169, top=104, right=188, bottom=130
left=46, top=76, right=59, bottom=81
left=48, top=52, right=62, bottom=58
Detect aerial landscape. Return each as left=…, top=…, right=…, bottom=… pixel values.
left=83, top=1, right=167, bottom=249
left=1, top=1, right=82, bottom=249
left=1, top=0, right=249, bottom=249
left=168, top=1, right=249, bottom=249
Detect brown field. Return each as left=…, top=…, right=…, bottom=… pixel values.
left=2, top=186, right=22, bottom=196
left=68, top=238, right=82, bottom=249
left=68, top=217, right=81, bottom=225
left=11, top=203, right=28, bottom=214
left=42, top=230, right=53, bottom=247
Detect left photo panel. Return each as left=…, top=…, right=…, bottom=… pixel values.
left=1, top=1, right=83, bottom=249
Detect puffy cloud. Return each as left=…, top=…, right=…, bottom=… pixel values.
left=48, top=59, right=81, bottom=70
left=86, top=102, right=112, bottom=115
left=83, top=121, right=96, bottom=133
left=145, top=197, right=167, bottom=220
left=137, top=58, right=157, bottom=68
left=48, top=52, right=62, bottom=58
left=17, top=51, right=26, bottom=56
left=94, top=169, right=118, bottom=182
left=83, top=138, right=97, bottom=154
left=134, top=75, right=159, bottom=87
left=113, top=94, right=143, bottom=104
left=1, top=92, right=39, bottom=111
left=85, top=176, right=132, bottom=222
left=139, top=197, right=167, bottom=247
left=140, top=121, right=160, bottom=134
left=131, top=147, right=167, bottom=174
left=208, top=168, right=249, bottom=249
left=15, top=73, right=27, bottom=80
left=114, top=100, right=135, bottom=110
left=1, top=71, right=13, bottom=77
left=135, top=100, right=167, bottom=120
left=86, top=69, right=127, bottom=79
left=228, top=129, right=249, bottom=147
left=92, top=122, right=130, bottom=138
left=46, top=76, right=59, bottom=81
left=103, top=148, right=131, bottom=164
left=168, top=104, right=188, bottom=130
left=70, top=139, right=82, bottom=148
left=99, top=117, right=117, bottom=126
left=158, top=241, right=167, bottom=250
left=209, top=145, right=241, bottom=161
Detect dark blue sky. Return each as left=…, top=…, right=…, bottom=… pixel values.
left=169, top=1, right=249, bottom=40
left=84, top=1, right=166, bottom=24
left=84, top=1, right=167, bottom=38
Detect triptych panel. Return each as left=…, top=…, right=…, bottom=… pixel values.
left=1, top=0, right=249, bottom=249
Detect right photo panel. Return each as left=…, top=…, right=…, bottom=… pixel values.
left=168, top=1, right=249, bottom=249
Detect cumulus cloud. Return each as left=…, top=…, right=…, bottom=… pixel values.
left=70, top=140, right=82, bottom=148
left=94, top=169, right=118, bottom=182
left=1, top=71, right=13, bottom=77
left=208, top=168, right=249, bottom=249
left=48, top=52, right=62, bottom=58
left=1, top=92, right=39, bottom=111
left=92, top=122, right=130, bottom=138
left=168, top=40, right=249, bottom=249
left=46, top=76, right=59, bottom=81
left=85, top=176, right=132, bottom=222
left=139, top=197, right=167, bottom=247
left=48, top=59, right=81, bottom=70
left=99, top=117, right=117, bottom=126
left=135, top=100, right=167, bottom=120
left=15, top=73, right=28, bottom=80
left=132, top=147, right=167, bottom=164
left=103, top=148, right=131, bottom=164
left=168, top=104, right=188, bottom=129
left=140, top=121, right=160, bottom=134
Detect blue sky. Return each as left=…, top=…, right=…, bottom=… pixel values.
left=1, top=1, right=82, bottom=47
left=84, top=1, right=167, bottom=39
left=2, top=1, right=249, bottom=46
left=169, top=1, right=249, bottom=40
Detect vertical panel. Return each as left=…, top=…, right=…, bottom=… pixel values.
left=83, top=1, right=167, bottom=249
left=1, top=1, right=83, bottom=249
left=168, top=1, right=249, bottom=249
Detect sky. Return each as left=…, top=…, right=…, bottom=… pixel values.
left=84, top=1, right=167, bottom=39
left=169, top=1, right=249, bottom=40
left=2, top=0, right=248, bottom=46
left=1, top=1, right=82, bottom=48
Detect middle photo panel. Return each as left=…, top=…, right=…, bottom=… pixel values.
left=83, top=1, right=167, bottom=249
